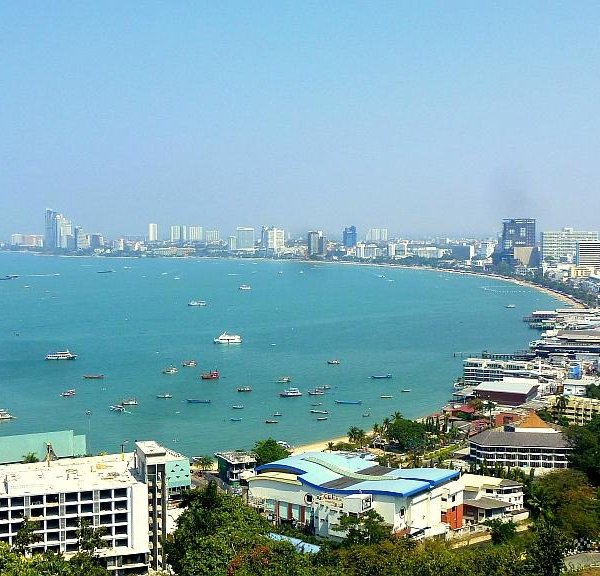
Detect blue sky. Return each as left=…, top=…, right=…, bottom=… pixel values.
left=1, top=1, right=599, bottom=240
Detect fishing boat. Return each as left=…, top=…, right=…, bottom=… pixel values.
left=201, top=369, right=219, bottom=380
left=188, top=300, right=207, bottom=307
left=182, top=359, right=197, bottom=368
left=232, top=405, right=244, bottom=410
left=327, top=359, right=340, bottom=365
left=213, top=332, right=242, bottom=344
left=230, top=417, right=243, bottom=422
left=156, top=393, right=173, bottom=399
left=82, top=374, right=104, bottom=379
left=316, top=416, right=328, bottom=421
left=279, top=388, right=302, bottom=397
left=380, top=395, right=393, bottom=399
left=60, top=389, right=76, bottom=397
left=276, top=376, right=292, bottom=384
left=0, top=409, right=15, bottom=420
left=45, top=350, right=77, bottom=361
left=371, top=374, right=392, bottom=379
left=310, top=409, right=329, bottom=414
left=265, top=419, right=278, bottom=424
left=186, top=399, right=211, bottom=404
left=121, top=398, right=138, bottom=406
left=335, top=400, right=362, bottom=405
left=162, top=365, right=178, bottom=374
left=237, top=386, right=252, bottom=392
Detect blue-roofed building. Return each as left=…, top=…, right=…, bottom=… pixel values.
left=247, top=451, right=459, bottom=540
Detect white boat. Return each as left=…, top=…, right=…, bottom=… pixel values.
left=214, top=332, right=242, bottom=344
left=45, top=350, right=77, bottom=361
left=0, top=409, right=15, bottom=420
left=182, top=359, right=197, bottom=367
left=188, top=300, right=207, bottom=307
left=162, top=365, right=178, bottom=374
left=121, top=398, right=138, bottom=406
left=239, top=284, right=252, bottom=291
left=279, top=387, right=302, bottom=397
left=156, top=393, right=172, bottom=399
left=60, top=389, right=76, bottom=397
left=110, top=404, right=125, bottom=412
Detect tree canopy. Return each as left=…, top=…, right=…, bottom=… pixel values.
left=253, top=438, right=291, bottom=466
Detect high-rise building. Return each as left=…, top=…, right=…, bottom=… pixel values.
left=188, top=226, right=203, bottom=242
left=343, top=226, right=357, bottom=248
left=170, top=225, right=186, bottom=243
left=44, top=208, right=61, bottom=249
left=541, top=227, right=598, bottom=262
left=148, top=223, right=158, bottom=242
left=204, top=230, right=220, bottom=242
left=366, top=228, right=388, bottom=242
left=495, top=218, right=536, bottom=265
left=236, top=227, right=255, bottom=251
left=10, top=234, right=44, bottom=247
left=57, top=216, right=73, bottom=250
left=576, top=241, right=600, bottom=268
left=260, top=226, right=285, bottom=254
left=478, top=240, right=497, bottom=259
left=307, top=230, right=326, bottom=257
left=227, top=235, right=237, bottom=251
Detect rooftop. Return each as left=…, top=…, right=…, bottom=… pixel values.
left=252, top=452, right=458, bottom=498
left=136, top=440, right=187, bottom=462
left=215, top=451, right=257, bottom=465
left=515, top=411, right=553, bottom=429
left=469, top=428, right=570, bottom=449
left=464, top=496, right=509, bottom=510
left=0, top=430, right=87, bottom=465
left=475, top=380, right=539, bottom=394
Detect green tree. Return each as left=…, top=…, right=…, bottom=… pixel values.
left=195, top=455, right=215, bottom=471
left=566, top=415, right=600, bottom=485
left=333, top=510, right=389, bottom=546
left=76, top=518, right=107, bottom=555
left=524, top=519, right=568, bottom=576
left=253, top=438, right=291, bottom=466
left=12, top=517, right=42, bottom=555
left=485, top=519, right=516, bottom=545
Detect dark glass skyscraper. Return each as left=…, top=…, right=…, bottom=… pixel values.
left=343, top=225, right=357, bottom=248
left=44, top=208, right=58, bottom=249
left=501, top=218, right=536, bottom=251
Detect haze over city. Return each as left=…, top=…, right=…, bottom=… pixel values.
left=2, top=2, right=600, bottom=239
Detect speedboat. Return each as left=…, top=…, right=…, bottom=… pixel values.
left=201, top=369, right=219, bottom=380
left=327, top=359, right=340, bottom=365
left=237, top=386, right=252, bottom=392
left=232, top=405, right=244, bottom=410
left=230, top=417, right=243, bottom=422
left=162, top=366, right=178, bottom=374
left=505, top=304, right=516, bottom=308
left=213, top=332, right=242, bottom=344
left=82, top=374, right=104, bottom=379
left=182, top=359, right=197, bottom=367
left=279, top=388, right=302, bottom=397
left=401, top=389, right=412, bottom=393
left=156, top=393, right=172, bottom=399
left=60, top=389, right=76, bottom=397
left=371, top=374, right=392, bottom=379
left=188, top=300, right=207, bottom=307
left=380, top=395, right=393, bottom=399
left=316, top=416, right=328, bottom=421
left=46, top=350, right=77, bottom=361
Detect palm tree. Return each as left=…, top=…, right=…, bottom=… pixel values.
left=327, top=442, right=335, bottom=453
left=355, top=429, right=367, bottom=448
left=483, top=400, right=495, bottom=427
left=347, top=426, right=361, bottom=444
left=195, top=455, right=215, bottom=472
left=554, top=395, right=568, bottom=423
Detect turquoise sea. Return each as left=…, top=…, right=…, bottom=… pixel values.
left=0, top=253, right=561, bottom=457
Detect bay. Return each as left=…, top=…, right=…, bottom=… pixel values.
left=0, top=253, right=560, bottom=457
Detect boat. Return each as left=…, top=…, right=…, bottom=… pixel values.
left=239, top=284, right=252, bottom=291
left=335, top=400, right=362, bottom=405
left=265, top=419, right=278, bottom=424
left=279, top=388, right=302, bottom=397
left=110, top=404, right=125, bottom=412
left=230, top=417, right=243, bottom=422
left=182, top=359, right=197, bottom=367
left=201, top=369, right=220, bottom=380
left=60, top=389, right=76, bottom=397
left=45, top=350, right=77, bottom=361
left=237, top=386, right=252, bottom=392
left=188, top=300, right=207, bottom=307
left=162, top=366, right=178, bottom=374
left=327, top=359, right=340, bottom=365
left=362, top=412, right=371, bottom=418
left=308, top=389, right=325, bottom=396
left=0, top=409, right=15, bottom=420
left=213, top=332, right=242, bottom=344
left=401, top=389, right=412, bottom=393
left=311, top=402, right=323, bottom=406
left=186, top=399, right=211, bottom=404
left=310, top=409, right=329, bottom=414
left=316, top=417, right=328, bottom=421
left=371, top=374, right=392, bottom=379
left=97, top=270, right=115, bottom=274
left=232, top=405, right=244, bottom=410
left=505, top=304, right=516, bottom=308
left=0, top=275, right=19, bottom=281
left=322, top=385, right=331, bottom=389
left=380, top=395, right=393, bottom=399
left=277, top=376, right=292, bottom=383
left=273, top=411, right=282, bottom=417
left=121, top=398, right=138, bottom=406
left=82, top=374, right=104, bottom=379
left=156, top=393, right=173, bottom=399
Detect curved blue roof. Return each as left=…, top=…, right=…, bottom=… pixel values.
left=255, top=452, right=458, bottom=498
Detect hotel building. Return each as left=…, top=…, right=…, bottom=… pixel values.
left=541, top=227, right=598, bottom=261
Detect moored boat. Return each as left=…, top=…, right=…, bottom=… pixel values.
left=273, top=411, right=282, bottom=417
left=237, top=386, right=252, bottom=392
left=239, top=284, right=252, bottom=291
left=335, top=399, right=362, bottom=405
left=182, top=359, right=197, bottom=367
left=110, top=404, right=125, bottom=412
left=121, top=398, right=138, bottom=406
left=60, top=389, right=76, bottom=397
left=186, top=399, right=211, bottom=404
left=230, top=417, right=243, bottom=422
left=156, top=393, right=173, bottom=399
left=401, top=389, right=412, bottom=393
left=276, top=376, right=292, bottom=383
left=188, top=300, right=207, bottom=307
left=279, top=387, right=302, bottom=397
left=162, top=365, right=178, bottom=374
left=46, top=350, right=77, bottom=361
left=327, top=359, right=340, bottom=365
left=316, top=416, right=328, bottom=421
left=308, top=388, right=325, bottom=396
left=380, top=395, right=393, bottom=399
left=310, top=409, right=328, bottom=414
left=83, top=374, right=104, bottom=379
left=232, top=405, right=244, bottom=410
left=214, top=332, right=242, bottom=344
left=265, top=419, right=278, bottom=424
left=371, top=374, right=392, bottom=379
left=201, top=369, right=220, bottom=380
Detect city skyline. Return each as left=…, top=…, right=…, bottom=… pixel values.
left=2, top=3, right=600, bottom=238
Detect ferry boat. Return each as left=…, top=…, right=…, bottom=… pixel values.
left=45, top=350, right=77, bottom=361
left=371, top=373, right=392, bottom=379
left=279, top=388, right=302, bottom=397
left=156, top=393, right=172, bottom=399
left=0, top=409, right=15, bottom=420
left=327, top=359, right=340, bottom=365
left=82, top=374, right=104, bottom=379
left=214, top=332, right=242, bottom=344
left=60, top=389, right=76, bottom=397
left=201, top=369, right=219, bottom=380
left=188, top=300, right=207, bottom=307
left=239, top=284, right=252, bottom=291
left=335, top=399, right=362, bottom=405
left=162, top=366, right=178, bottom=374
left=276, top=376, right=292, bottom=384
left=186, top=399, right=211, bottom=404
left=237, top=386, right=252, bottom=392
left=232, top=405, right=244, bottom=410
left=121, top=398, right=138, bottom=406
left=182, top=359, right=197, bottom=367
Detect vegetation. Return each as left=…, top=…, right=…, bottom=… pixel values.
left=566, top=415, right=600, bottom=485
left=253, top=438, right=291, bottom=465
left=21, top=452, right=39, bottom=464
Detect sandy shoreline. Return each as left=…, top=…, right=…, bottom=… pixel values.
left=292, top=436, right=349, bottom=455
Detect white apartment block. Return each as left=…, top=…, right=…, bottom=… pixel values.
left=187, top=226, right=203, bottom=242
left=148, top=223, right=158, bottom=242
left=541, top=227, right=598, bottom=262
left=576, top=241, right=600, bottom=268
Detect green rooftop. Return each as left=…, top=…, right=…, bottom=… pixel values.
left=0, top=430, right=87, bottom=464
